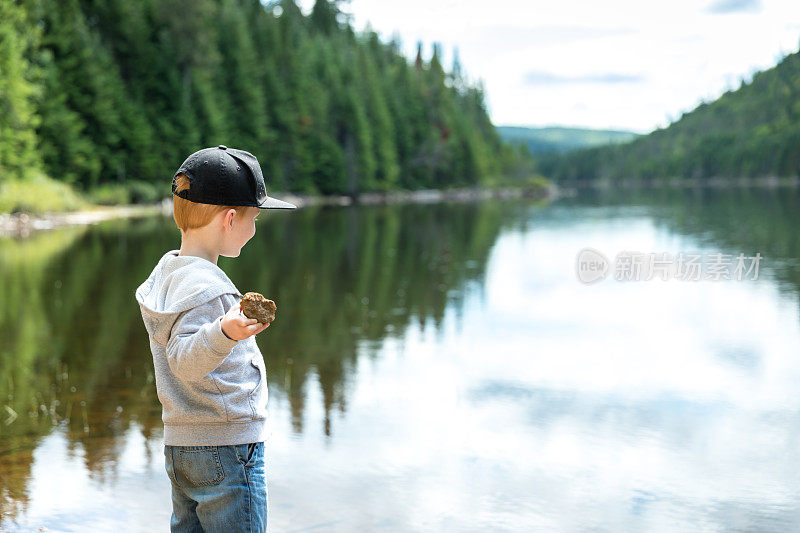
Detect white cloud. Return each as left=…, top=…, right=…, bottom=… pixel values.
left=706, top=0, right=763, bottom=15
left=297, top=0, right=800, bottom=133
left=523, top=71, right=645, bottom=85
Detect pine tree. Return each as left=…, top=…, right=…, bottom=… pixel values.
left=0, top=0, right=43, bottom=181
left=217, top=0, right=271, bottom=153
left=356, top=41, right=399, bottom=190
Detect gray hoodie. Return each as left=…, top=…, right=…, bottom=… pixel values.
left=134, top=249, right=270, bottom=445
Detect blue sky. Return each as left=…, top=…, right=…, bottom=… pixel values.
left=295, top=0, right=800, bottom=133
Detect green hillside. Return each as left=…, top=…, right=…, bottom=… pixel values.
left=538, top=47, right=800, bottom=182
left=0, top=0, right=534, bottom=209
left=497, top=126, right=638, bottom=154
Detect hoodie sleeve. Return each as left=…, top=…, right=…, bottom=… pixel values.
left=165, top=294, right=239, bottom=382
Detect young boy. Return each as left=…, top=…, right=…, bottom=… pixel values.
left=134, top=145, right=296, bottom=532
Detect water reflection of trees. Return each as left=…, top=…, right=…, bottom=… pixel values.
left=564, top=186, right=800, bottom=296
left=0, top=200, right=529, bottom=519
left=225, top=203, right=521, bottom=435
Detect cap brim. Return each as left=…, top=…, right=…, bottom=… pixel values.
left=257, top=195, right=297, bottom=209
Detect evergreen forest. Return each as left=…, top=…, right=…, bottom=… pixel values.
left=0, top=0, right=533, bottom=204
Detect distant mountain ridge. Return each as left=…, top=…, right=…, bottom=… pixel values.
left=537, top=48, right=800, bottom=182
left=497, top=126, right=639, bottom=155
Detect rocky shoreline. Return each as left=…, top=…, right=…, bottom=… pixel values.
left=0, top=185, right=556, bottom=239
left=0, top=203, right=167, bottom=239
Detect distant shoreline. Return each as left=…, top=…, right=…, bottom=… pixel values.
left=0, top=185, right=556, bottom=239
left=556, top=175, right=800, bottom=192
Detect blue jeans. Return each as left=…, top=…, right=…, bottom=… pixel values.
left=164, top=442, right=268, bottom=532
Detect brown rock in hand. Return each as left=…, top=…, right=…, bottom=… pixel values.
left=240, top=292, right=277, bottom=324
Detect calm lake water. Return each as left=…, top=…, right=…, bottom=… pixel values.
left=2, top=187, right=800, bottom=532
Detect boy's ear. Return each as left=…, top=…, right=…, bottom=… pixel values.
left=222, top=208, right=236, bottom=230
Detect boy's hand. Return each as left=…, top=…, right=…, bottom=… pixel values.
left=221, top=302, right=270, bottom=340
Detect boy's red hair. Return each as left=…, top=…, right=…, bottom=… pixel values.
left=172, top=173, right=248, bottom=231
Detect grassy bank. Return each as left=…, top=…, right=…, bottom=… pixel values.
left=0, top=174, right=165, bottom=215
left=0, top=174, right=92, bottom=215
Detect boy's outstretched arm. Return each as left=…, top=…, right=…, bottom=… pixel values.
left=165, top=296, right=267, bottom=381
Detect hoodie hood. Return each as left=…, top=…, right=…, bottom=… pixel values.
left=135, top=250, right=243, bottom=346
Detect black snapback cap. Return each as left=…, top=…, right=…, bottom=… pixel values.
left=172, top=145, right=296, bottom=209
